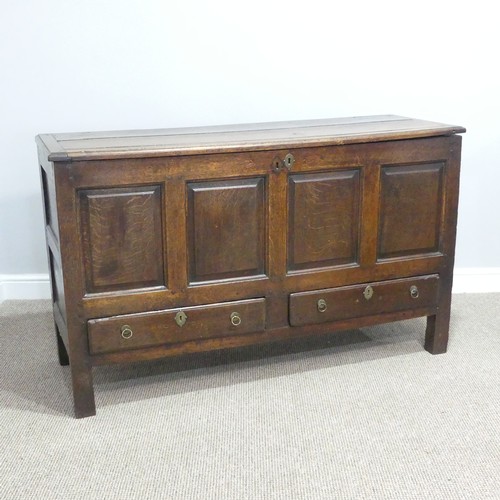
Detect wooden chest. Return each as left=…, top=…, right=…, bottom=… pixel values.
left=36, top=115, right=465, bottom=418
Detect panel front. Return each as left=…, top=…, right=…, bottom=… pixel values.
left=79, top=185, right=165, bottom=293
left=289, top=274, right=439, bottom=326
left=88, top=298, right=266, bottom=355
left=187, top=178, right=266, bottom=283
left=378, top=163, right=444, bottom=260
left=287, top=169, right=361, bottom=272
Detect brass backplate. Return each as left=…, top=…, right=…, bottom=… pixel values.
left=283, top=153, right=295, bottom=170
left=317, top=298, right=327, bottom=313
left=175, top=310, right=187, bottom=327
left=363, top=285, right=374, bottom=300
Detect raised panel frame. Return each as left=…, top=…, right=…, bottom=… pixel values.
left=287, top=168, right=361, bottom=273
left=186, top=177, right=267, bottom=284
left=378, top=162, right=445, bottom=260
left=79, top=185, right=166, bottom=294
left=69, top=137, right=455, bottom=319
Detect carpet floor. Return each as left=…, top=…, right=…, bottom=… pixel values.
left=0, top=295, right=499, bottom=499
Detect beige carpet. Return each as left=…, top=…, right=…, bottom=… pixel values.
left=0, top=295, right=499, bottom=499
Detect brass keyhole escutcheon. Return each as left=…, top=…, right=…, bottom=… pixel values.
left=410, top=285, right=419, bottom=299
left=271, top=153, right=295, bottom=173
left=230, top=312, right=242, bottom=326
left=175, top=310, right=187, bottom=327
left=283, top=153, right=295, bottom=170
left=317, top=299, right=327, bottom=313
left=121, top=325, right=133, bottom=339
left=363, top=285, right=374, bottom=301
left=271, top=156, right=282, bottom=173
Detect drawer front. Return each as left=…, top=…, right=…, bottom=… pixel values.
left=289, top=275, right=439, bottom=327
left=88, top=298, right=266, bottom=355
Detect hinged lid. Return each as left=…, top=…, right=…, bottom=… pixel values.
left=36, top=115, right=465, bottom=162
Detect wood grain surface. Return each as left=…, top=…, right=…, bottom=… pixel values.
left=36, top=116, right=465, bottom=417
left=289, top=274, right=439, bottom=326
left=36, top=115, right=466, bottom=161
left=88, top=298, right=266, bottom=354
left=79, top=186, right=165, bottom=293
left=288, top=169, right=361, bottom=271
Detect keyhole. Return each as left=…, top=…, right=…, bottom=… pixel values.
left=272, top=156, right=282, bottom=172
left=284, top=153, right=295, bottom=170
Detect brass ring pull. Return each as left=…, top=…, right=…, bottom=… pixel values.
left=317, top=299, right=327, bottom=313
left=230, top=312, right=242, bottom=326
left=121, top=325, right=133, bottom=339
left=410, top=285, right=419, bottom=299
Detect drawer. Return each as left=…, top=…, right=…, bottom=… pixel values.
left=88, top=298, right=266, bottom=355
left=289, top=275, right=439, bottom=327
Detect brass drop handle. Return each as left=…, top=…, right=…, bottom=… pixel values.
left=363, top=285, right=374, bottom=300
left=317, top=299, right=327, bottom=313
left=121, top=325, right=133, bottom=339
left=230, top=312, right=242, bottom=326
left=410, top=285, right=419, bottom=299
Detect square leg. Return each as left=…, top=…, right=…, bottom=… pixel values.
left=425, top=308, right=451, bottom=355
left=66, top=322, right=96, bottom=418
left=70, top=361, right=96, bottom=418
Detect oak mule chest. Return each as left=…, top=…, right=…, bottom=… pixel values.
left=36, top=115, right=465, bottom=418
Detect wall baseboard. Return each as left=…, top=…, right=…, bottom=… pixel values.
left=0, top=274, right=51, bottom=303
left=451, top=267, right=500, bottom=294
left=1, top=269, right=499, bottom=303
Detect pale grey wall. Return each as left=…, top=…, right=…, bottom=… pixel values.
left=1, top=0, right=498, bottom=275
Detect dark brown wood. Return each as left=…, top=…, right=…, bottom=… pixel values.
left=54, top=163, right=96, bottom=418
left=288, top=169, right=361, bottom=271
left=36, top=115, right=465, bottom=161
left=358, top=159, right=380, bottom=267
left=289, top=274, right=439, bottom=326
left=91, top=306, right=438, bottom=366
left=36, top=116, right=464, bottom=417
left=78, top=253, right=444, bottom=320
left=88, top=298, right=266, bottom=355
left=40, top=166, right=60, bottom=241
left=378, top=163, right=444, bottom=259
left=55, top=323, right=70, bottom=366
left=425, top=135, right=463, bottom=354
left=48, top=250, right=66, bottom=320
left=187, top=178, right=266, bottom=283
left=79, top=186, right=165, bottom=293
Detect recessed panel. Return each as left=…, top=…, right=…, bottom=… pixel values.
left=288, top=169, right=360, bottom=272
left=80, top=186, right=164, bottom=293
left=49, top=250, right=66, bottom=320
left=378, top=163, right=444, bottom=259
left=187, top=178, right=266, bottom=283
left=41, top=167, right=59, bottom=240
